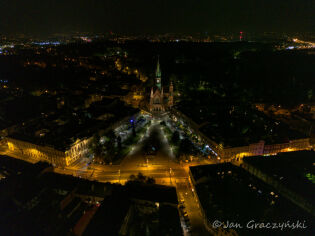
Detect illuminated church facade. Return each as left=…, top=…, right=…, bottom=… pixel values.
left=149, top=57, right=173, bottom=112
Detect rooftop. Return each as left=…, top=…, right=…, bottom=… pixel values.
left=176, top=102, right=306, bottom=147
left=0, top=94, right=57, bottom=130
left=0, top=169, right=105, bottom=236
left=7, top=98, right=138, bottom=151
left=243, top=151, right=315, bottom=206
left=0, top=155, right=51, bottom=179
left=125, top=182, right=178, bottom=205
left=42, top=172, right=113, bottom=198
left=190, top=163, right=314, bottom=235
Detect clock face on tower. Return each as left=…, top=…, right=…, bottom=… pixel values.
left=157, top=79, right=160, bottom=83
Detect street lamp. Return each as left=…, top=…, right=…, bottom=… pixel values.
left=169, top=167, right=172, bottom=184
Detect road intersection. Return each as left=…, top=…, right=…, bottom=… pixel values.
left=1, top=118, right=213, bottom=235
left=57, top=118, right=212, bottom=235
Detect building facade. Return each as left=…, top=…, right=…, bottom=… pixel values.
left=171, top=109, right=312, bottom=160
left=149, top=57, right=173, bottom=112
left=5, top=136, right=92, bottom=167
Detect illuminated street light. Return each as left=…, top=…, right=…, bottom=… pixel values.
left=169, top=167, right=172, bottom=184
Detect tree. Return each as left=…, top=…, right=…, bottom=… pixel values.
left=103, top=129, right=117, bottom=163
left=127, top=172, right=156, bottom=184
left=105, top=129, right=116, bottom=143
left=146, top=177, right=156, bottom=184
left=89, top=133, right=101, bottom=157
left=171, top=131, right=180, bottom=145
left=160, top=121, right=166, bottom=126
left=90, top=129, right=119, bottom=164
left=136, top=172, right=146, bottom=182
left=132, top=122, right=136, bottom=137
left=117, top=135, right=122, bottom=150
left=129, top=174, right=136, bottom=181
left=178, top=137, right=193, bottom=160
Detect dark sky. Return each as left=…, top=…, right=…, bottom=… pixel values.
left=1, top=0, right=315, bottom=35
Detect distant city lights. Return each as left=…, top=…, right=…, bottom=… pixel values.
left=80, top=37, right=92, bottom=43
left=33, top=41, right=60, bottom=46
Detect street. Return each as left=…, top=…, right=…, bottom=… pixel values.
left=1, top=118, right=213, bottom=235
left=58, top=118, right=212, bottom=235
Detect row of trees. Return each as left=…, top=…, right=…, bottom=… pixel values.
left=170, top=130, right=198, bottom=161
left=127, top=172, right=155, bottom=185
left=89, top=129, right=122, bottom=164
left=89, top=119, right=140, bottom=164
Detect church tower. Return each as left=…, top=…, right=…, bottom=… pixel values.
left=149, top=56, right=173, bottom=113
left=155, top=56, right=162, bottom=89
left=150, top=87, right=154, bottom=107
left=168, top=82, right=174, bottom=107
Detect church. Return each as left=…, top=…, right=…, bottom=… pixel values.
left=149, top=57, right=173, bottom=112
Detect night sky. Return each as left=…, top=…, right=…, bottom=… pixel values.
left=1, top=0, right=315, bottom=35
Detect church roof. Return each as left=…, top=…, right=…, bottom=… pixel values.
left=151, top=85, right=169, bottom=94
left=153, top=87, right=162, bottom=96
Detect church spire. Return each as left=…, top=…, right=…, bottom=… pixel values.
left=155, top=56, right=161, bottom=89
left=156, top=55, right=161, bottom=78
